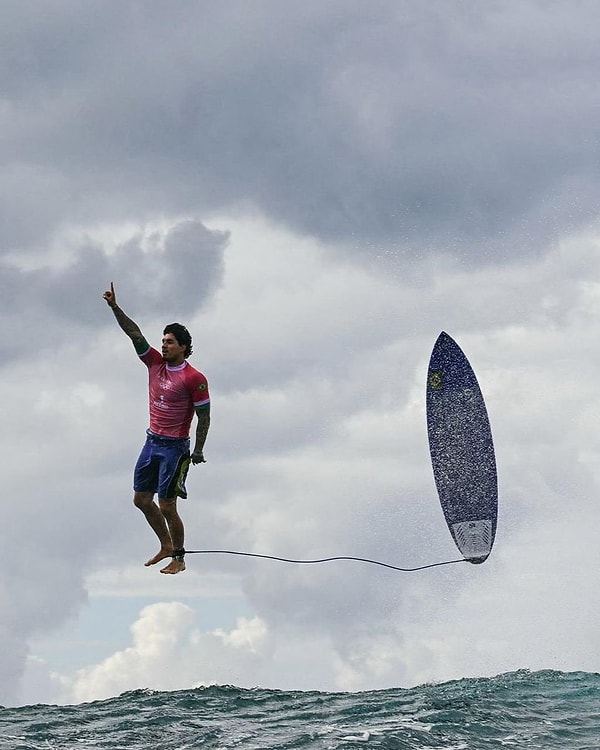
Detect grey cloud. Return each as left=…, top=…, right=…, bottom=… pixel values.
left=116, top=220, right=229, bottom=321
left=3, top=1, right=600, bottom=262
left=0, top=220, right=227, bottom=357
left=0, top=480, right=97, bottom=704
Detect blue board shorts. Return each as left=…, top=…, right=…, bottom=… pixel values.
left=133, top=430, right=191, bottom=499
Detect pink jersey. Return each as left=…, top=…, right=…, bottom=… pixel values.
left=139, top=347, right=210, bottom=438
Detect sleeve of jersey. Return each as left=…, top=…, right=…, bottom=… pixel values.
left=139, top=346, right=162, bottom=367
left=191, top=373, right=210, bottom=408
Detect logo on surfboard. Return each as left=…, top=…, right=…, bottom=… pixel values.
left=428, top=370, right=443, bottom=389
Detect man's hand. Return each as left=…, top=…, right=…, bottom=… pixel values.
left=103, top=282, right=146, bottom=345
left=191, top=450, right=206, bottom=465
left=102, top=281, right=117, bottom=308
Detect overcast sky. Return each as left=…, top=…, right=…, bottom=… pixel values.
left=3, top=0, right=600, bottom=707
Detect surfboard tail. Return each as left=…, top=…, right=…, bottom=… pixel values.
left=451, top=519, right=493, bottom=564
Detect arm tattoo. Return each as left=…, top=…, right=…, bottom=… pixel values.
left=111, top=305, right=145, bottom=344
left=193, top=410, right=211, bottom=453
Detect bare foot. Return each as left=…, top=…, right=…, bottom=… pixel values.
left=144, top=547, right=173, bottom=567
left=160, top=558, right=186, bottom=575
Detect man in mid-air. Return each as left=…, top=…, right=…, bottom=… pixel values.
left=102, top=282, right=210, bottom=574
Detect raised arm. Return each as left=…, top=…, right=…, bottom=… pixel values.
left=102, top=281, right=147, bottom=350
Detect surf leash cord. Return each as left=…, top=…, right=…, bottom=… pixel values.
left=182, top=549, right=468, bottom=572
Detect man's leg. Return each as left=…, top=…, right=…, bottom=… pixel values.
left=157, top=496, right=186, bottom=574
left=134, top=491, right=174, bottom=566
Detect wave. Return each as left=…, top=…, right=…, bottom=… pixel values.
left=1, top=669, right=599, bottom=749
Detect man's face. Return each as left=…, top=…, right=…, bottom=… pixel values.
left=161, top=333, right=186, bottom=364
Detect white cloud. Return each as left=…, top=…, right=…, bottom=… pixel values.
left=62, top=604, right=269, bottom=704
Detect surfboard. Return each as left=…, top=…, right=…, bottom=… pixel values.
left=426, top=332, right=497, bottom=564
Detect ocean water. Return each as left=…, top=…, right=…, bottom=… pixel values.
left=1, top=669, right=599, bottom=749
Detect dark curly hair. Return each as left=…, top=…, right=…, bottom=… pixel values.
left=163, top=323, right=193, bottom=358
